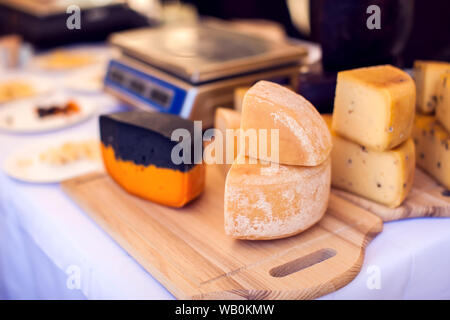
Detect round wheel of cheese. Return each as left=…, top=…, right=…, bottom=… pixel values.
left=224, top=156, right=331, bottom=240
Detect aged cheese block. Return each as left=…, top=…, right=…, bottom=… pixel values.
left=413, top=115, right=450, bottom=189
left=436, top=72, right=450, bottom=132
left=332, top=65, right=415, bottom=151
left=241, top=80, right=332, bottom=166
left=224, top=156, right=331, bottom=240
left=323, top=114, right=415, bottom=208
left=100, top=111, right=205, bottom=208
left=234, top=87, right=250, bottom=112
left=414, top=60, right=450, bottom=114
left=214, top=108, right=241, bottom=174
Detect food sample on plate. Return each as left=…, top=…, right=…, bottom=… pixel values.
left=4, top=138, right=103, bottom=184
left=413, top=60, right=450, bottom=114
left=36, top=50, right=95, bottom=70
left=224, top=80, right=332, bottom=240
left=241, top=80, right=332, bottom=166
left=323, top=114, right=415, bottom=208
left=100, top=111, right=205, bottom=208
left=35, top=100, right=81, bottom=118
left=413, top=115, right=450, bottom=189
left=0, top=94, right=89, bottom=132
left=332, top=65, right=415, bottom=152
left=0, top=80, right=35, bottom=103
left=39, top=140, right=101, bottom=166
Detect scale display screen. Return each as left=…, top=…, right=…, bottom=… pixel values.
left=105, top=60, right=186, bottom=113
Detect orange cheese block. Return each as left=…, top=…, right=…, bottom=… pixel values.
left=224, top=156, right=331, bottom=240
left=241, top=80, right=332, bottom=166
left=101, top=145, right=205, bottom=207
left=100, top=111, right=205, bottom=208
left=214, top=107, right=241, bottom=174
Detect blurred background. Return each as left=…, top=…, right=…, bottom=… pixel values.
left=0, top=0, right=448, bottom=113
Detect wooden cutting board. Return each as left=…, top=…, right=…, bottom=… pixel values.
left=62, top=165, right=382, bottom=300
left=332, top=168, right=450, bottom=222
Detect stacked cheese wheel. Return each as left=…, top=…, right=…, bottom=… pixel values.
left=326, top=65, right=416, bottom=208
left=412, top=61, right=450, bottom=189
left=221, top=81, right=332, bottom=240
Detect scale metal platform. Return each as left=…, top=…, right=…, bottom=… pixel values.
left=105, top=23, right=307, bottom=127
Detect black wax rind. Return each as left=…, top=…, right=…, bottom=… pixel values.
left=100, top=111, right=202, bottom=172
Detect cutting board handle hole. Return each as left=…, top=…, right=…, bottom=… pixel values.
left=269, top=248, right=337, bottom=278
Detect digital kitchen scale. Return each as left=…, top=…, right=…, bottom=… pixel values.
left=104, top=22, right=307, bottom=127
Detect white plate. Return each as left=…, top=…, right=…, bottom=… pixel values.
left=3, top=137, right=103, bottom=184
left=0, top=92, right=98, bottom=133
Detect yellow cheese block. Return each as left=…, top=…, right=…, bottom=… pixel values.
left=234, top=87, right=250, bottom=113
left=224, top=156, right=331, bottom=240
left=436, top=73, right=450, bottom=133
left=214, top=107, right=241, bottom=174
left=241, top=80, right=332, bottom=166
left=323, top=114, right=415, bottom=208
left=414, top=60, right=450, bottom=114
left=332, top=65, right=415, bottom=151
left=412, top=115, right=450, bottom=189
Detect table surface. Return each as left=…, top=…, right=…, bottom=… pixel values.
left=1, top=53, right=450, bottom=300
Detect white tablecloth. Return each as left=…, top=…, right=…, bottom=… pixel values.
left=1, top=79, right=450, bottom=301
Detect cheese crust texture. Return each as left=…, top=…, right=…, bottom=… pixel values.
left=323, top=114, right=415, bottom=208
left=214, top=108, right=241, bottom=174
left=413, top=115, right=450, bottom=189
left=224, top=156, right=331, bottom=240
left=436, top=73, right=450, bottom=133
left=241, top=80, right=332, bottom=166
left=414, top=60, right=450, bottom=114
left=332, top=65, right=415, bottom=151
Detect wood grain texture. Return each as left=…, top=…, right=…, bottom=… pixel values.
left=332, top=168, right=450, bottom=222
left=61, top=165, right=382, bottom=300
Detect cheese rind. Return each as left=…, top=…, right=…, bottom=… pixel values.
left=414, top=60, right=450, bottom=114
left=224, top=156, right=331, bottom=240
left=241, top=80, right=332, bottom=166
left=412, top=115, right=450, bottom=189
left=332, top=65, right=415, bottom=151
left=323, top=114, right=415, bottom=208
left=214, top=108, right=241, bottom=174
left=436, top=73, right=450, bottom=133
